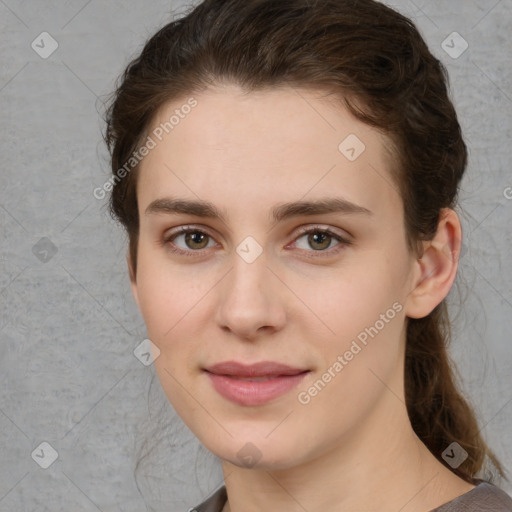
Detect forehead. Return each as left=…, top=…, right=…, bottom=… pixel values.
left=137, top=85, right=402, bottom=223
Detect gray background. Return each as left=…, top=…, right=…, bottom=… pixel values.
left=0, top=0, right=511, bottom=511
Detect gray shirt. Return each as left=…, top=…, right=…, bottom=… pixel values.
left=189, top=480, right=512, bottom=512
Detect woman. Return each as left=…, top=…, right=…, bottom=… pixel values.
left=103, top=0, right=512, bottom=510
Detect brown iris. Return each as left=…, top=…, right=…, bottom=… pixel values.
left=308, top=231, right=332, bottom=250
left=185, top=231, right=209, bottom=250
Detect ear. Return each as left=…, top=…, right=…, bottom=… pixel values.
left=404, top=208, right=462, bottom=319
left=127, top=250, right=140, bottom=309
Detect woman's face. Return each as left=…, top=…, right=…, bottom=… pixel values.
left=131, top=85, right=421, bottom=469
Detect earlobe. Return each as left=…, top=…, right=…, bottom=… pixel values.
left=404, top=208, right=462, bottom=319
left=127, top=251, right=140, bottom=308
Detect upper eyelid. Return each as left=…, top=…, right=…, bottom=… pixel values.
left=294, top=224, right=350, bottom=238
left=164, top=224, right=217, bottom=242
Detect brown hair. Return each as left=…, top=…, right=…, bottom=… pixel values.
left=104, top=0, right=506, bottom=485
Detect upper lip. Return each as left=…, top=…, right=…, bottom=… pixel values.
left=204, top=360, right=309, bottom=377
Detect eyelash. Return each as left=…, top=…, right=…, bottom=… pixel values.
left=162, top=225, right=352, bottom=259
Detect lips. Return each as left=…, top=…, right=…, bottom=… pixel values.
left=204, top=360, right=310, bottom=406
left=205, top=360, right=308, bottom=378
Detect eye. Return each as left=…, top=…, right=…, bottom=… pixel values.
left=163, top=226, right=217, bottom=256
left=162, top=225, right=352, bottom=258
left=291, top=226, right=352, bottom=256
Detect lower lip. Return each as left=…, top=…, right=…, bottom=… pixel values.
left=205, top=371, right=309, bottom=406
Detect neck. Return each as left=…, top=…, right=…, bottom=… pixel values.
left=220, top=370, right=473, bottom=512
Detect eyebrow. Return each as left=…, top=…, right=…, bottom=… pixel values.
left=144, top=197, right=373, bottom=224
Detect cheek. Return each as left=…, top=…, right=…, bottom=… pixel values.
left=294, top=252, right=407, bottom=395
left=134, top=247, right=201, bottom=339
left=135, top=272, right=173, bottom=340
left=302, top=259, right=403, bottom=340
left=134, top=255, right=206, bottom=416
left=133, top=249, right=220, bottom=385
left=291, top=264, right=406, bottom=445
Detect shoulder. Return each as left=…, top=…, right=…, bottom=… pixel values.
left=432, top=481, right=512, bottom=512
left=188, top=484, right=227, bottom=512
left=187, top=481, right=512, bottom=512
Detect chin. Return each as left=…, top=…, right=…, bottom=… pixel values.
left=200, top=430, right=307, bottom=470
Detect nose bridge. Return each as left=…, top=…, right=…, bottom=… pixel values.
left=215, top=239, right=285, bottom=337
left=227, top=242, right=272, bottom=305
left=228, top=231, right=270, bottom=290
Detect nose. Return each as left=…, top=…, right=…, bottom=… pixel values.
left=214, top=250, right=287, bottom=341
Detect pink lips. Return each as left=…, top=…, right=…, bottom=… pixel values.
left=204, top=360, right=310, bottom=406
